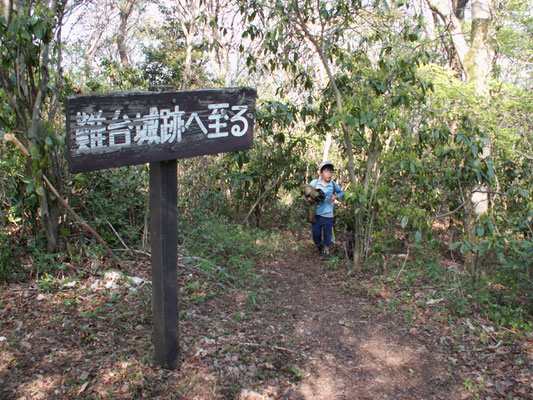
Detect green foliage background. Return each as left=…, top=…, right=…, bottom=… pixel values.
left=0, top=0, right=531, bottom=332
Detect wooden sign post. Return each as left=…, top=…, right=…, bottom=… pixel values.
left=66, top=87, right=256, bottom=369
left=150, top=159, right=179, bottom=368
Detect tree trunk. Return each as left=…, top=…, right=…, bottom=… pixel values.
left=427, top=0, right=492, bottom=93
left=463, top=0, right=492, bottom=96
left=426, top=0, right=493, bottom=270
left=175, top=0, right=201, bottom=89
left=426, top=0, right=469, bottom=68
left=206, top=0, right=230, bottom=85
left=292, top=1, right=359, bottom=268
left=117, top=0, right=136, bottom=67
left=362, top=129, right=382, bottom=262
left=4, top=0, right=13, bottom=22
left=464, top=1, right=492, bottom=263
left=454, top=0, right=469, bottom=19
left=419, top=0, right=437, bottom=40
left=26, top=0, right=61, bottom=252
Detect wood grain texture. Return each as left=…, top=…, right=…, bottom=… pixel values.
left=66, top=87, right=256, bottom=173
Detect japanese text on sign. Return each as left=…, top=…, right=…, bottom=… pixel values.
left=74, top=104, right=249, bottom=154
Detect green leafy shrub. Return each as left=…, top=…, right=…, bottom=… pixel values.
left=0, top=231, right=19, bottom=282
left=68, top=165, right=150, bottom=250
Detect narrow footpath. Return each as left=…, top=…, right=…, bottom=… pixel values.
left=1, top=232, right=529, bottom=399
left=251, top=243, right=458, bottom=399
left=182, top=233, right=462, bottom=399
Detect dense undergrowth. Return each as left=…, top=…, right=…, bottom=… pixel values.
left=1, top=168, right=531, bottom=341
left=341, top=244, right=533, bottom=338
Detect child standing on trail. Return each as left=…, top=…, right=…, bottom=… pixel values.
left=307, top=161, right=344, bottom=260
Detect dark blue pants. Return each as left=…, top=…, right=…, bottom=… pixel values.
left=312, top=216, right=334, bottom=247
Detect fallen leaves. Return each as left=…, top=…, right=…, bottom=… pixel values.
left=77, top=381, right=90, bottom=396
left=0, top=240, right=531, bottom=400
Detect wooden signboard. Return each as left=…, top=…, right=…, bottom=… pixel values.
left=66, top=87, right=256, bottom=370
left=66, top=87, right=256, bottom=173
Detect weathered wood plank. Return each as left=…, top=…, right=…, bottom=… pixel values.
left=150, top=160, right=179, bottom=370
left=66, top=87, right=256, bottom=173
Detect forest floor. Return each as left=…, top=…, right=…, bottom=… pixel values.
left=0, top=230, right=531, bottom=399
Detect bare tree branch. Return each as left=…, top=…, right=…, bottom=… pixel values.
left=43, top=175, right=125, bottom=269
left=429, top=199, right=468, bottom=220
left=1, top=133, right=124, bottom=269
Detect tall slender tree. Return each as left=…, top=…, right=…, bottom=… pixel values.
left=1, top=0, right=64, bottom=251
left=425, top=0, right=493, bottom=268
left=117, top=0, right=136, bottom=67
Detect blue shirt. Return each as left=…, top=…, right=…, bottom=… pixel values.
left=309, top=179, right=344, bottom=217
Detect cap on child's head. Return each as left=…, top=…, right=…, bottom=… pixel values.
left=318, top=161, right=334, bottom=171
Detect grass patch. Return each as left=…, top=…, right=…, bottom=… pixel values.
left=356, top=244, right=533, bottom=338
left=177, top=210, right=281, bottom=309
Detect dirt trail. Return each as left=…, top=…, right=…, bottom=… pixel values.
left=181, top=233, right=465, bottom=399
left=4, top=233, right=528, bottom=399
left=250, top=245, right=458, bottom=400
